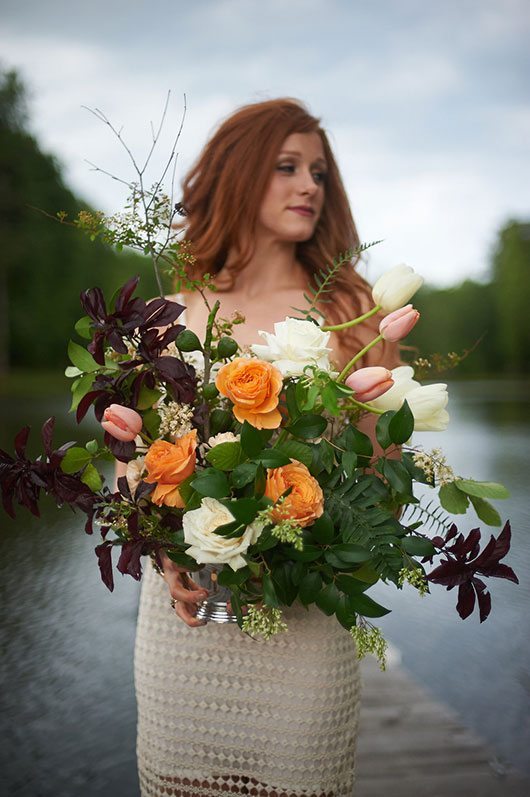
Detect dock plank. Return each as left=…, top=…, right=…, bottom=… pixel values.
left=355, top=652, right=530, bottom=796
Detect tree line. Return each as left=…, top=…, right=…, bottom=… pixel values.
left=1, top=68, right=529, bottom=378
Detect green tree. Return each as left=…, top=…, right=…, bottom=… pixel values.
left=491, top=220, right=530, bottom=374
left=0, top=67, right=156, bottom=376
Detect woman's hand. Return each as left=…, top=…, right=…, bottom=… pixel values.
left=160, top=550, right=209, bottom=628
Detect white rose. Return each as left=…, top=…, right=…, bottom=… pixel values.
left=183, top=497, right=264, bottom=571
left=372, top=263, right=424, bottom=313
left=406, top=383, right=449, bottom=431
left=125, top=456, right=146, bottom=497
left=207, top=432, right=241, bottom=448
left=250, top=317, right=332, bottom=376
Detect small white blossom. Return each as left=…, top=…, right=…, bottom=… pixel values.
left=241, top=605, right=288, bottom=640
left=158, top=402, right=194, bottom=441
left=207, top=432, right=241, bottom=448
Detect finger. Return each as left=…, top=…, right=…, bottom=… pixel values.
left=175, top=600, right=207, bottom=628
left=166, top=572, right=208, bottom=605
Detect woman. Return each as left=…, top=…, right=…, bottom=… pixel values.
left=132, top=98, right=398, bottom=797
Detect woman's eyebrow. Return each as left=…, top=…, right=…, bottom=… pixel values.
left=278, top=150, right=327, bottom=166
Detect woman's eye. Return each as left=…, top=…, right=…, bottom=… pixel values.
left=312, top=171, right=327, bottom=185
left=277, top=163, right=295, bottom=174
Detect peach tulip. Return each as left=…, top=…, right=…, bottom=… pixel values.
left=379, top=304, right=420, bottom=342
left=345, top=366, right=394, bottom=402
left=101, top=404, right=143, bottom=442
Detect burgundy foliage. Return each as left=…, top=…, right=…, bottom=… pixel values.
left=426, top=522, right=518, bottom=622
left=0, top=418, right=97, bottom=533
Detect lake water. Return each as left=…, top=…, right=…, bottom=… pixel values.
left=0, top=379, right=529, bottom=795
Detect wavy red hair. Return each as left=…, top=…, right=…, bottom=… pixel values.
left=177, top=98, right=396, bottom=368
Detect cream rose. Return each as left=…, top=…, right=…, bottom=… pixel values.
left=207, top=432, right=241, bottom=448
left=183, top=497, right=264, bottom=571
left=250, top=317, right=333, bottom=376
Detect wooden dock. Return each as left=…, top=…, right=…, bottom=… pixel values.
left=355, top=648, right=530, bottom=797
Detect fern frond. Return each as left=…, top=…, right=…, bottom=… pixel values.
left=402, top=499, right=453, bottom=536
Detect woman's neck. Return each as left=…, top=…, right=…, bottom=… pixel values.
left=218, top=236, right=308, bottom=298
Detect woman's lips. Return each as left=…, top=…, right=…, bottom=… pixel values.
left=288, top=206, right=314, bottom=217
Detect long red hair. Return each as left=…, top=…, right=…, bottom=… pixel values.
left=177, top=98, right=396, bottom=367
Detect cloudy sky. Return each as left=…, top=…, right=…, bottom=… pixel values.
left=1, top=0, right=529, bottom=286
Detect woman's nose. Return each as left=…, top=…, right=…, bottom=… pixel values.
left=297, top=170, right=318, bottom=195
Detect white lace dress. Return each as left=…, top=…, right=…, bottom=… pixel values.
left=134, top=297, right=361, bottom=797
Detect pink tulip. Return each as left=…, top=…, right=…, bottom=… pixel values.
left=345, top=366, right=394, bottom=402
left=101, top=404, right=143, bottom=442
left=379, top=304, right=420, bottom=342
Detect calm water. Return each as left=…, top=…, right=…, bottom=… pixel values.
left=0, top=380, right=529, bottom=795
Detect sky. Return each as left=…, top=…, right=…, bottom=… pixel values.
left=1, top=0, right=529, bottom=286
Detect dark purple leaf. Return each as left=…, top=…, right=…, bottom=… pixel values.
left=473, top=578, right=492, bottom=623
left=95, top=542, right=114, bottom=591
left=456, top=581, right=475, bottom=619
left=117, top=540, right=144, bottom=581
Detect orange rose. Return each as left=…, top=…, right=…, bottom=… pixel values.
left=265, top=461, right=324, bottom=528
left=144, top=429, right=197, bottom=508
left=215, top=357, right=283, bottom=429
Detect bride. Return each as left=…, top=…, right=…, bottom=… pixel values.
left=124, top=97, right=399, bottom=796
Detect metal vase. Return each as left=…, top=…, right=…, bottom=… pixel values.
left=191, top=564, right=238, bottom=624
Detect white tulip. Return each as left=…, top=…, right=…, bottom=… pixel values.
left=183, top=497, right=264, bottom=571
left=369, top=366, right=449, bottom=431
left=250, top=317, right=332, bottom=376
left=406, top=383, right=450, bottom=431
left=207, top=432, right=240, bottom=448
left=372, top=264, right=424, bottom=313
left=369, top=366, right=420, bottom=412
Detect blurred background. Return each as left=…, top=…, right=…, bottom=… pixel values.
left=1, top=1, right=529, bottom=795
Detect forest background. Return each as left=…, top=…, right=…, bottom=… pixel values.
left=1, top=67, right=529, bottom=389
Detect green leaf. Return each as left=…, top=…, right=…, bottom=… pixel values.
left=68, top=340, right=100, bottom=372
left=69, top=372, right=95, bottom=412
left=304, top=384, right=320, bottom=411
left=298, top=571, right=323, bottom=605
left=231, top=462, right=258, bottom=488
left=240, top=421, right=265, bottom=457
left=318, top=439, right=335, bottom=473
left=402, top=536, right=436, bottom=556
left=206, top=442, right=244, bottom=471
left=315, top=581, right=340, bottom=615
left=287, top=413, right=327, bottom=440
left=346, top=592, right=390, bottom=617
left=219, top=497, right=260, bottom=525
left=254, top=449, right=291, bottom=468
left=217, top=566, right=250, bottom=587
left=336, top=574, right=370, bottom=595
left=328, top=543, right=372, bottom=563
left=388, top=399, right=414, bottom=444
left=190, top=469, right=230, bottom=498
left=85, top=439, right=99, bottom=455
left=454, top=479, right=510, bottom=500
left=143, top=408, right=161, bottom=439
left=469, top=495, right=502, bottom=526
left=81, top=462, right=103, bottom=492
left=381, top=459, right=413, bottom=495
left=166, top=550, right=200, bottom=569
left=350, top=562, right=380, bottom=585
left=262, top=572, right=281, bottom=607
left=346, top=427, right=373, bottom=463
left=321, top=382, right=340, bottom=416
left=310, top=512, right=335, bottom=544
left=74, top=315, right=93, bottom=340
left=375, top=412, right=394, bottom=450
left=137, top=385, right=162, bottom=410
left=65, top=366, right=83, bottom=378
left=210, top=409, right=233, bottom=436
left=290, top=544, right=323, bottom=562
left=254, top=463, right=266, bottom=498
left=285, top=383, right=301, bottom=422
left=60, top=446, right=91, bottom=474
left=439, top=482, right=470, bottom=514
left=276, top=439, right=313, bottom=467
left=342, top=450, right=357, bottom=477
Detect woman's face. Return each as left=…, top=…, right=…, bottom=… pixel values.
left=257, top=132, right=327, bottom=243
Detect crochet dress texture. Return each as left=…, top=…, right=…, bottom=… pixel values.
left=133, top=297, right=362, bottom=797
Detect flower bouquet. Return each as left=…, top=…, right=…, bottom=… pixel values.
left=0, top=256, right=517, bottom=667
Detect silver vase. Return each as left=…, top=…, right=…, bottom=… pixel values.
left=191, top=564, right=239, bottom=623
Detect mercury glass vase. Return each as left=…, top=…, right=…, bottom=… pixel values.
left=191, top=564, right=239, bottom=623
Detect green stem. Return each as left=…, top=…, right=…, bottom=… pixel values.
left=344, top=398, right=385, bottom=415
left=336, top=334, right=383, bottom=382
left=202, top=300, right=221, bottom=440
left=322, top=305, right=381, bottom=332
left=274, top=429, right=289, bottom=448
